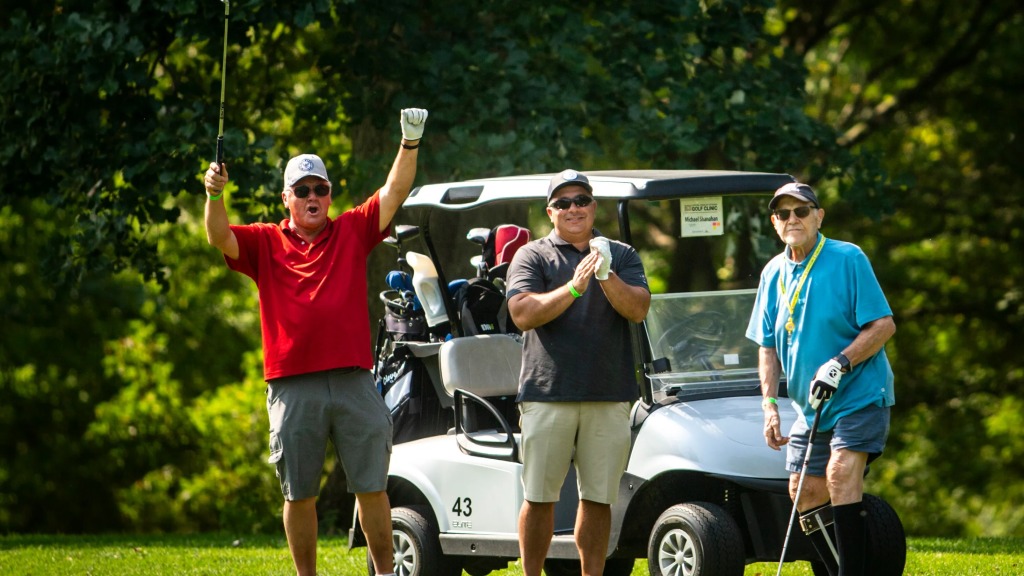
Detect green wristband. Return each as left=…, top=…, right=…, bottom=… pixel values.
left=208, top=192, right=223, bottom=201
left=566, top=281, right=582, bottom=299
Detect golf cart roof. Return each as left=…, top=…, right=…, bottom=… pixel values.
left=405, top=170, right=796, bottom=210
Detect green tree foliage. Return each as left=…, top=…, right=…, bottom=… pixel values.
left=4, top=0, right=856, bottom=534
left=779, top=0, right=1024, bottom=536
left=4, top=0, right=1018, bottom=538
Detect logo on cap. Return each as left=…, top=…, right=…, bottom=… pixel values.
left=299, top=158, right=315, bottom=172
left=562, top=169, right=580, bottom=181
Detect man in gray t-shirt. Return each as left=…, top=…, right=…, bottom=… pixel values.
left=506, top=169, right=650, bottom=576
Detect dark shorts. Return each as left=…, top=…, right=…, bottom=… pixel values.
left=267, top=368, right=393, bottom=500
left=786, top=404, right=890, bottom=476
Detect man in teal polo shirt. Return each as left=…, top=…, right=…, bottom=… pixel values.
left=746, top=182, right=896, bottom=576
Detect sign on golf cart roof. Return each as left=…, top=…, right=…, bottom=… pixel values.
left=404, top=170, right=795, bottom=210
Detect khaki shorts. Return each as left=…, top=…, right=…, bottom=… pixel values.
left=267, top=368, right=393, bottom=501
left=519, top=401, right=631, bottom=505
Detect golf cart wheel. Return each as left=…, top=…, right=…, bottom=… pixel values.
left=647, top=502, right=744, bottom=576
left=864, top=493, right=906, bottom=576
left=542, top=557, right=635, bottom=576
left=366, top=505, right=461, bottom=576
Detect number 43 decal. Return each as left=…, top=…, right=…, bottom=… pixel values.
left=452, top=497, right=472, bottom=517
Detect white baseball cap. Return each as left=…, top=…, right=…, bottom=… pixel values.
left=284, top=154, right=330, bottom=188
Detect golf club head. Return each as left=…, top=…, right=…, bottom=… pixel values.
left=466, top=227, right=490, bottom=246
left=395, top=224, right=420, bottom=243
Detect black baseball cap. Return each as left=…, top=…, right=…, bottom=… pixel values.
left=769, top=182, right=819, bottom=210
left=547, top=169, right=593, bottom=202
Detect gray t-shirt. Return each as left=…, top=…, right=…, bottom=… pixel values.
left=506, top=231, right=649, bottom=402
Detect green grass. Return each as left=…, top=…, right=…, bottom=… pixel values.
left=0, top=534, right=1020, bottom=575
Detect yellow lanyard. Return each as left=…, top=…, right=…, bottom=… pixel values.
left=779, top=234, right=826, bottom=339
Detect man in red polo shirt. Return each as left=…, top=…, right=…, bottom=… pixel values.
left=201, top=108, right=428, bottom=576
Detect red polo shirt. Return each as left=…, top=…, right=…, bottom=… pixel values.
left=226, top=192, right=388, bottom=380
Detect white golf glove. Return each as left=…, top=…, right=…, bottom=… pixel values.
left=400, top=108, right=428, bottom=141
left=808, top=358, right=843, bottom=410
left=590, top=237, right=612, bottom=280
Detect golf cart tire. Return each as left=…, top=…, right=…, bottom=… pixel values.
left=370, top=505, right=461, bottom=576
left=864, top=493, right=906, bottom=576
left=647, top=502, right=745, bottom=576
left=542, top=557, right=636, bottom=576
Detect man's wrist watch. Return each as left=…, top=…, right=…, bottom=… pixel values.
left=834, top=353, right=851, bottom=373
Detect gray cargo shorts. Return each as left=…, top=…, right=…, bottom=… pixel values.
left=267, top=368, right=393, bottom=500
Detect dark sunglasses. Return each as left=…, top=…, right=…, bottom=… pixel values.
left=293, top=184, right=331, bottom=198
left=548, top=195, right=594, bottom=210
left=773, top=205, right=815, bottom=220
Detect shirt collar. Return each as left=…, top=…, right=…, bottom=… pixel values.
left=546, top=228, right=603, bottom=246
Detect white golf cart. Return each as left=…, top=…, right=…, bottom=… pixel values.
left=350, top=171, right=905, bottom=576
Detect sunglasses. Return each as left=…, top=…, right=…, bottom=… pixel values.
left=293, top=184, right=331, bottom=198
left=548, top=195, right=594, bottom=210
left=773, top=205, right=815, bottom=220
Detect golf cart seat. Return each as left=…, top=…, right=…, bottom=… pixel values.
left=439, top=334, right=522, bottom=462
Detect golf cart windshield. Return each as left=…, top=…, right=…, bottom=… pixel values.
left=644, top=289, right=761, bottom=403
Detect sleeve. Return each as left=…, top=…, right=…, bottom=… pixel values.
left=746, top=263, right=779, bottom=349
left=612, top=242, right=649, bottom=291
left=345, top=189, right=390, bottom=255
left=224, top=223, right=265, bottom=280
left=851, top=249, right=893, bottom=327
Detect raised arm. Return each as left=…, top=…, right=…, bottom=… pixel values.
left=379, top=108, right=429, bottom=232
left=203, top=162, right=239, bottom=260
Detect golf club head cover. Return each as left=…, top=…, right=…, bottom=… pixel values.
left=809, top=358, right=843, bottom=410
left=400, top=108, right=428, bottom=141
left=590, top=237, right=612, bottom=280
left=386, top=270, right=420, bottom=310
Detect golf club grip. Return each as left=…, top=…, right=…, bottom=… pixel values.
left=216, top=136, right=224, bottom=168
left=807, top=403, right=824, bottom=443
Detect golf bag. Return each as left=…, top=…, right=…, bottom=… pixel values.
left=452, top=277, right=508, bottom=336
left=373, top=276, right=452, bottom=444
left=457, top=223, right=529, bottom=335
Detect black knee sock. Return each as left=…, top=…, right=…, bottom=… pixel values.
left=833, top=501, right=867, bottom=576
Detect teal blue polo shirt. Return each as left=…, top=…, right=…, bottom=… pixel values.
left=746, top=234, right=895, bottom=430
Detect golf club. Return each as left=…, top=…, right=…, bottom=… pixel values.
left=776, top=403, right=825, bottom=576
left=215, top=0, right=230, bottom=169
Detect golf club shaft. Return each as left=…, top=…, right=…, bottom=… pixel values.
left=776, top=404, right=824, bottom=576
left=216, top=0, right=230, bottom=167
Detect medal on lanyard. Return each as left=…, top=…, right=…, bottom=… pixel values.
left=780, top=235, right=826, bottom=343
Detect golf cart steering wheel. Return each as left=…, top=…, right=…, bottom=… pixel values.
left=654, top=310, right=727, bottom=371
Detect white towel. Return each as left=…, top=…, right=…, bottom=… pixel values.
left=590, top=237, right=612, bottom=280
